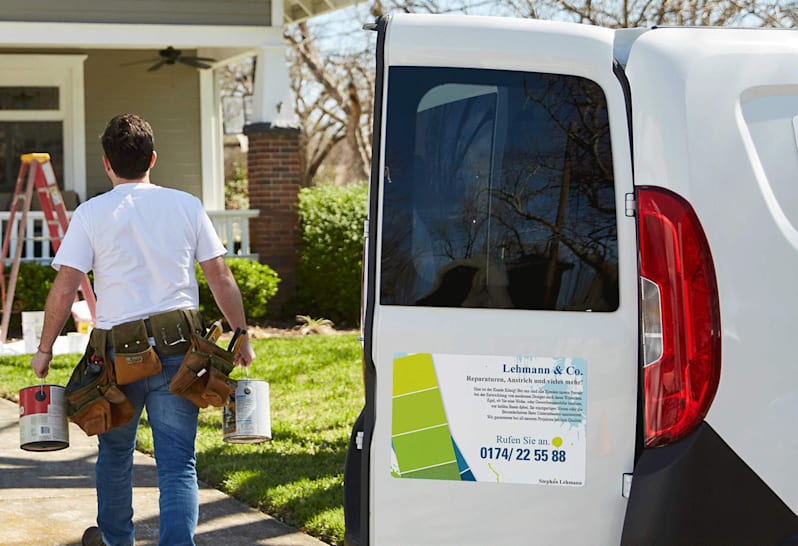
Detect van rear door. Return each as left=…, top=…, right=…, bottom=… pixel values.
left=352, top=14, right=639, bottom=545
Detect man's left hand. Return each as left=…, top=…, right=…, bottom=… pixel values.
left=234, top=337, right=255, bottom=368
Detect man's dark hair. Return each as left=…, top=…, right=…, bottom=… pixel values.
left=101, top=113, right=154, bottom=179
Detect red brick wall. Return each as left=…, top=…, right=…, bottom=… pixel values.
left=244, top=123, right=303, bottom=318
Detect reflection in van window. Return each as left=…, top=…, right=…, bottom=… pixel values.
left=380, top=67, right=618, bottom=311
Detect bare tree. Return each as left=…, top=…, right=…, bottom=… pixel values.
left=285, top=0, right=795, bottom=186
left=217, top=58, right=255, bottom=135
left=285, top=21, right=374, bottom=185
left=505, top=0, right=798, bottom=27
left=218, top=58, right=255, bottom=97
left=285, top=0, right=477, bottom=185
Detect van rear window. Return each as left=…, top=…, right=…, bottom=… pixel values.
left=379, top=66, right=619, bottom=312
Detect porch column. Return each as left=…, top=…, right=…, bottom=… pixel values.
left=245, top=43, right=302, bottom=319
left=252, top=45, right=296, bottom=126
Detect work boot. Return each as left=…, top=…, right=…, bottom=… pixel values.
left=82, top=526, right=104, bottom=546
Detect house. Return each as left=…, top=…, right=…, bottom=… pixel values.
left=0, top=0, right=348, bottom=313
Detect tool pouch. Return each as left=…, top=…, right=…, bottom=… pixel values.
left=150, top=309, right=199, bottom=356
left=170, top=330, right=236, bottom=409
left=65, top=329, right=134, bottom=436
left=111, top=319, right=162, bottom=385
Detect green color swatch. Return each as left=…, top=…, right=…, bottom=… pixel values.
left=391, top=353, right=460, bottom=481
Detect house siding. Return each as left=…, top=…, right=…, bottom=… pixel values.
left=0, top=0, right=271, bottom=26
left=84, top=50, right=202, bottom=199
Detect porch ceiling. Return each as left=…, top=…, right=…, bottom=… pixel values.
left=0, top=22, right=285, bottom=66
left=283, top=0, right=354, bottom=24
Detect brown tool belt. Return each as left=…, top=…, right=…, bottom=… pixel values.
left=66, top=309, right=206, bottom=436
left=93, top=309, right=205, bottom=356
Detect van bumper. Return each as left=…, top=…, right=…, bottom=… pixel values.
left=621, top=422, right=798, bottom=546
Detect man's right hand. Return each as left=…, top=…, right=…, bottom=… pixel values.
left=29, top=265, right=85, bottom=379
left=30, top=349, right=53, bottom=378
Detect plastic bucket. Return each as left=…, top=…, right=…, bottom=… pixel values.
left=19, top=384, right=69, bottom=451
left=21, top=311, right=45, bottom=354
left=222, top=379, right=271, bottom=444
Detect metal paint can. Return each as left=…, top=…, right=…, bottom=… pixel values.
left=222, top=379, right=271, bottom=444
left=19, top=384, right=69, bottom=451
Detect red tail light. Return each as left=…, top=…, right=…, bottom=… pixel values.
left=637, top=187, right=721, bottom=448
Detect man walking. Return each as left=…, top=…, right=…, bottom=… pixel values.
left=30, top=113, right=255, bottom=546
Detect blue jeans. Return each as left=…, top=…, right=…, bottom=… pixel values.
left=96, top=351, right=199, bottom=546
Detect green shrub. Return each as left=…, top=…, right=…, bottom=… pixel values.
left=0, top=259, right=279, bottom=335
left=297, top=183, right=367, bottom=326
left=12, top=261, right=57, bottom=311
left=0, top=261, right=57, bottom=336
left=196, top=258, right=280, bottom=322
left=225, top=162, right=249, bottom=210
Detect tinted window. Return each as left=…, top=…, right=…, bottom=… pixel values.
left=380, top=67, right=618, bottom=311
left=0, top=87, right=59, bottom=110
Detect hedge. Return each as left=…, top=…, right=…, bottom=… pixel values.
left=0, top=261, right=59, bottom=336
left=297, top=183, right=368, bottom=326
left=1, top=258, right=279, bottom=334
left=195, top=258, right=280, bottom=322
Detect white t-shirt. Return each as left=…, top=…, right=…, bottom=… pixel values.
left=53, top=182, right=227, bottom=329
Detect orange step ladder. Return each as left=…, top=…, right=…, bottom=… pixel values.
left=0, top=153, right=96, bottom=345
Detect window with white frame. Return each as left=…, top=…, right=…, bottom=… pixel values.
left=0, top=55, right=86, bottom=205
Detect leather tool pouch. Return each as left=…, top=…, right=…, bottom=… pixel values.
left=150, top=309, right=198, bottom=356
left=169, top=328, right=235, bottom=409
left=111, top=319, right=162, bottom=385
left=65, top=329, right=134, bottom=436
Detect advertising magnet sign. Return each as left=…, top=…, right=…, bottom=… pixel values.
left=391, top=353, right=587, bottom=486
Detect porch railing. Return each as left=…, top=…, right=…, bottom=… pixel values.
left=0, top=209, right=260, bottom=263
left=208, top=209, right=260, bottom=260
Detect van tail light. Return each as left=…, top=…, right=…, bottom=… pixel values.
left=637, top=187, right=721, bottom=448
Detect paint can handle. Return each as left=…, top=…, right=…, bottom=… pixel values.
left=36, top=380, right=46, bottom=402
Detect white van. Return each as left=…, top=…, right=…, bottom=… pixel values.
left=343, top=13, right=798, bottom=545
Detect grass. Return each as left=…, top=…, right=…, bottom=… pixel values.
left=0, top=333, right=364, bottom=546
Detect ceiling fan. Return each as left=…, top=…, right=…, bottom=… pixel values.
left=125, top=47, right=216, bottom=71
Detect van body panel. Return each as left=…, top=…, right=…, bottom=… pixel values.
left=385, top=13, right=615, bottom=74
left=347, top=15, right=798, bottom=545
left=622, top=423, right=798, bottom=545
left=626, top=28, right=798, bottom=513
left=364, top=14, right=639, bottom=545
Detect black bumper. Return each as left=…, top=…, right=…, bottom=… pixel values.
left=622, top=422, right=798, bottom=546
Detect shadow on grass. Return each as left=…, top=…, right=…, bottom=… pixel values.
left=196, top=438, right=349, bottom=543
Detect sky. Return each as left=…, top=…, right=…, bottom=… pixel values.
left=305, top=0, right=518, bottom=55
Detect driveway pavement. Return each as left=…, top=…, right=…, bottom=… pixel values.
left=0, top=396, right=327, bottom=546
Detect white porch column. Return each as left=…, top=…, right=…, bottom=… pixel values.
left=199, top=68, right=225, bottom=210
left=252, top=45, right=298, bottom=126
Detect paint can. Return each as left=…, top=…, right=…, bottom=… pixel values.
left=19, top=384, right=69, bottom=451
left=222, top=379, right=271, bottom=444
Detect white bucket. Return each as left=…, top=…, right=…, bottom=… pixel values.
left=21, top=311, right=45, bottom=354
left=71, top=300, right=93, bottom=335
left=67, top=332, right=89, bottom=354
left=223, top=379, right=271, bottom=444
left=19, top=384, right=69, bottom=451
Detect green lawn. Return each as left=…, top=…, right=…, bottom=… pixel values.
left=0, top=333, right=364, bottom=546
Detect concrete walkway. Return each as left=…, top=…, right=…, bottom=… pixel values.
left=0, top=397, right=327, bottom=546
